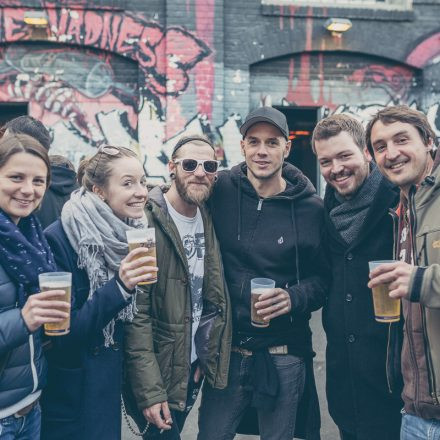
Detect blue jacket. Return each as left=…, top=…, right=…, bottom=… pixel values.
left=0, top=264, right=46, bottom=412
left=41, top=220, right=131, bottom=440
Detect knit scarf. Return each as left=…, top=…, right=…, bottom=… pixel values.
left=61, top=188, right=147, bottom=346
left=329, top=163, right=383, bottom=245
left=0, top=209, right=56, bottom=307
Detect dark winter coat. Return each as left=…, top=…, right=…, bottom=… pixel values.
left=36, top=165, right=78, bottom=229
left=322, top=176, right=403, bottom=440
left=0, top=263, right=47, bottom=411
left=40, top=221, right=131, bottom=440
left=210, top=161, right=328, bottom=439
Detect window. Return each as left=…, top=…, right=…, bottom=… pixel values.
left=262, top=0, right=412, bottom=10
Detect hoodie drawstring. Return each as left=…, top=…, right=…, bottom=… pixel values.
left=291, top=201, right=300, bottom=286
left=237, top=173, right=242, bottom=241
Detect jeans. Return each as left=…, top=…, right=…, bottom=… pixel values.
left=197, top=351, right=306, bottom=440
left=0, top=403, right=41, bottom=440
left=401, top=410, right=440, bottom=440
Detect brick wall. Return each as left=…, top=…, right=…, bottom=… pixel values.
left=0, top=0, right=438, bottom=175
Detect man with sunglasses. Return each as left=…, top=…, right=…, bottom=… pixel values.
left=124, top=135, right=231, bottom=440
left=197, top=107, right=328, bottom=440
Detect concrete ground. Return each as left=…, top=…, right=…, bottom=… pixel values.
left=122, top=310, right=339, bottom=440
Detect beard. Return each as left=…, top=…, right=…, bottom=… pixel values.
left=175, top=173, right=213, bottom=205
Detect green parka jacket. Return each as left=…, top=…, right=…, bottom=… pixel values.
left=124, top=187, right=231, bottom=413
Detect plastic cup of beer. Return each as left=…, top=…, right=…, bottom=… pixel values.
left=250, top=278, right=275, bottom=328
left=126, top=228, right=157, bottom=285
left=39, top=272, right=72, bottom=336
left=368, top=260, right=400, bottom=323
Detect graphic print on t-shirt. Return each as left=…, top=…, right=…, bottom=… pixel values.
left=164, top=194, right=205, bottom=363
left=183, top=232, right=205, bottom=329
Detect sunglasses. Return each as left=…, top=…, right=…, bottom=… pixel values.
left=92, top=145, right=133, bottom=178
left=173, top=158, right=220, bottom=174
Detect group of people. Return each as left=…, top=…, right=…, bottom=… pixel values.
left=0, top=104, right=438, bottom=440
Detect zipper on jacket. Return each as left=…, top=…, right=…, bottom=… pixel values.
left=385, top=323, right=393, bottom=394
left=406, top=189, right=422, bottom=407
left=257, top=199, right=263, bottom=211
left=410, top=189, right=440, bottom=405
left=409, top=188, right=439, bottom=405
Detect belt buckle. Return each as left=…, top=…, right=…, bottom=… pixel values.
left=269, top=345, right=288, bottom=355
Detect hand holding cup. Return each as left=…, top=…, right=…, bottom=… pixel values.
left=21, top=289, right=71, bottom=333
left=119, top=246, right=158, bottom=290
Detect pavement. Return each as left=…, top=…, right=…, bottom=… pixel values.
left=122, top=310, right=339, bottom=440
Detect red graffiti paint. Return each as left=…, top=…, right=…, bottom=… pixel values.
left=349, top=64, right=413, bottom=100
left=406, top=32, right=440, bottom=68
left=0, top=7, right=211, bottom=103
left=194, top=0, right=215, bottom=118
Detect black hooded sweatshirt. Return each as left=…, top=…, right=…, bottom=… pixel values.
left=37, top=164, right=78, bottom=229
left=210, top=161, right=329, bottom=357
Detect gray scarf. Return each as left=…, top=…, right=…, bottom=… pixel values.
left=61, top=188, right=147, bottom=346
left=329, top=164, right=383, bottom=245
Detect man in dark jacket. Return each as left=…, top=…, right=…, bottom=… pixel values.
left=312, top=114, right=402, bottom=440
left=3, top=116, right=78, bottom=228
left=198, top=107, right=328, bottom=440
left=124, top=135, right=231, bottom=440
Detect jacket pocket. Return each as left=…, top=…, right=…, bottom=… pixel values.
left=41, top=366, right=84, bottom=422
left=153, top=329, right=174, bottom=386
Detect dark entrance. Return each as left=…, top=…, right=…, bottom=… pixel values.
left=274, top=106, right=319, bottom=192
left=0, top=103, right=28, bottom=130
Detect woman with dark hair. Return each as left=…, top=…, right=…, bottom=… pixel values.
left=0, top=134, right=69, bottom=439
left=41, top=145, right=157, bottom=439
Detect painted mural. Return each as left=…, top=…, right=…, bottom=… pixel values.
left=0, top=3, right=439, bottom=179
left=0, top=5, right=213, bottom=174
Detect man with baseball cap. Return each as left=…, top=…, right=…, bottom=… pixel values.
left=197, top=107, right=328, bottom=439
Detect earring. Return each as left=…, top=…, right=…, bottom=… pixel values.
left=170, top=172, right=176, bottom=180
left=214, top=175, right=218, bottom=182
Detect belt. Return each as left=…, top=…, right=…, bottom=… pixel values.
left=14, top=399, right=39, bottom=418
left=231, top=345, right=288, bottom=356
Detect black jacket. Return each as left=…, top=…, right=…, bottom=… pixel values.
left=36, top=165, right=78, bottom=229
left=322, top=176, right=403, bottom=440
left=211, top=161, right=328, bottom=357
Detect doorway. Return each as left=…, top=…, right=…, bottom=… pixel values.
left=274, top=106, right=320, bottom=192
left=0, top=103, right=28, bottom=130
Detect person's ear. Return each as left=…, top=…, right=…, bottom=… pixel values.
left=364, top=147, right=373, bottom=162
left=283, top=140, right=291, bottom=159
left=92, top=185, right=105, bottom=202
left=168, top=160, right=177, bottom=180
left=240, top=139, right=246, bottom=157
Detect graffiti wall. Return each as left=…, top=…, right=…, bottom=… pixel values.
left=0, top=2, right=439, bottom=178
left=0, top=5, right=214, bottom=175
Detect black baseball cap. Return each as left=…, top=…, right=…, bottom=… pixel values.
left=240, top=107, right=289, bottom=140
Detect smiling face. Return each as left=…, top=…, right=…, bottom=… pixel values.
left=370, top=120, right=433, bottom=194
left=95, top=156, right=148, bottom=220
left=0, top=152, right=48, bottom=224
left=315, top=131, right=371, bottom=199
left=169, top=142, right=217, bottom=205
left=240, top=122, right=291, bottom=183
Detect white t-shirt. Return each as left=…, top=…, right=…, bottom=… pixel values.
left=164, top=195, right=204, bottom=363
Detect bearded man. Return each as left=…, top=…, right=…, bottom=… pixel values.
left=124, top=135, right=231, bottom=440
